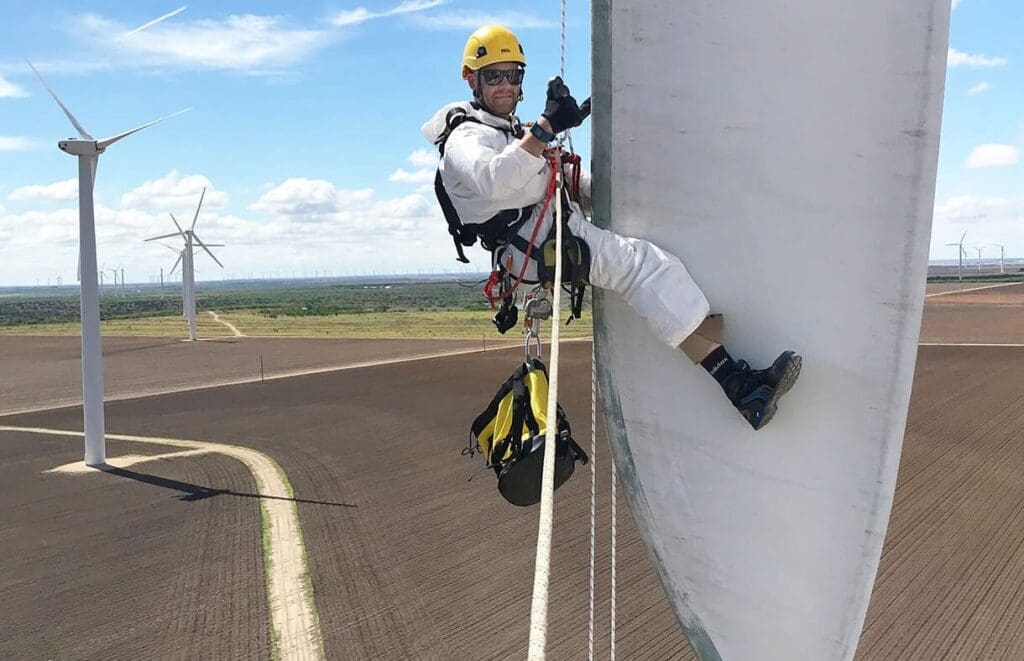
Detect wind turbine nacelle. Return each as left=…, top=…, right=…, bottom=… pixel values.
left=58, top=139, right=104, bottom=156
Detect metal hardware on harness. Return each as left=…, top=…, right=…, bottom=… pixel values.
left=523, top=289, right=551, bottom=361
left=524, top=295, right=553, bottom=321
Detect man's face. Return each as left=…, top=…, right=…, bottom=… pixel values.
left=468, top=62, right=524, bottom=116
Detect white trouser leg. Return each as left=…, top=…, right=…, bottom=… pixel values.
left=497, top=205, right=710, bottom=348
left=567, top=213, right=710, bottom=347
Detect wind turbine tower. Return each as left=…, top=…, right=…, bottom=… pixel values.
left=990, top=243, right=1005, bottom=274
left=145, top=187, right=224, bottom=341
left=944, top=229, right=967, bottom=282
left=975, top=246, right=983, bottom=271
left=27, top=60, right=189, bottom=466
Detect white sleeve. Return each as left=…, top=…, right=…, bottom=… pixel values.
left=443, top=126, right=548, bottom=203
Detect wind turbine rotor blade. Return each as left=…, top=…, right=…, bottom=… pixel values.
left=160, top=244, right=180, bottom=255
left=191, top=186, right=206, bottom=231
left=96, top=107, right=192, bottom=150
left=145, top=231, right=183, bottom=242
left=169, top=253, right=183, bottom=275
left=25, top=59, right=93, bottom=140
left=960, top=229, right=968, bottom=243
left=169, top=212, right=186, bottom=236
left=192, top=233, right=224, bottom=268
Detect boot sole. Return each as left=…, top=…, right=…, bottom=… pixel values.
left=751, top=353, right=802, bottom=430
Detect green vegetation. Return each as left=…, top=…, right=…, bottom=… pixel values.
left=0, top=279, right=594, bottom=339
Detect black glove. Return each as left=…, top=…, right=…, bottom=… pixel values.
left=542, top=76, right=589, bottom=133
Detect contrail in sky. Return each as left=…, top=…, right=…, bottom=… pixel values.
left=121, top=6, right=187, bottom=38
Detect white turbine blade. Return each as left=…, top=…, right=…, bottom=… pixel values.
left=190, top=186, right=206, bottom=231
left=960, top=229, right=968, bottom=243
left=96, top=107, right=192, bottom=150
left=160, top=243, right=180, bottom=255
left=25, top=59, right=93, bottom=140
left=121, top=6, right=187, bottom=38
left=145, top=231, right=182, bottom=242
left=192, top=233, right=224, bottom=268
left=169, top=212, right=186, bottom=236
left=169, top=252, right=183, bottom=275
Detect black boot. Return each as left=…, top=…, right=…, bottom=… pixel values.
left=721, top=351, right=802, bottom=430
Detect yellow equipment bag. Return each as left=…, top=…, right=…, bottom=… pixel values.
left=469, top=358, right=588, bottom=506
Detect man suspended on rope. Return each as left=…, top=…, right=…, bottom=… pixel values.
left=422, top=25, right=802, bottom=431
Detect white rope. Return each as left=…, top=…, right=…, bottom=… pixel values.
left=560, top=0, right=576, bottom=156
left=526, top=159, right=565, bottom=661
left=611, top=451, right=618, bottom=660
left=588, top=343, right=597, bottom=661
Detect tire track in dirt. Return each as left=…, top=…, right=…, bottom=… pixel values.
left=1, top=425, right=323, bottom=661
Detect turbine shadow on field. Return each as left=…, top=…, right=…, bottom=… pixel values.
left=100, top=464, right=357, bottom=507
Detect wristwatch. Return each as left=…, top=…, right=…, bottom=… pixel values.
left=530, top=122, right=556, bottom=144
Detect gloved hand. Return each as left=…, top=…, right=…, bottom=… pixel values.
left=542, top=76, right=590, bottom=133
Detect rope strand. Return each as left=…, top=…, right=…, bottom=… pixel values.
left=588, top=343, right=597, bottom=661
left=526, top=146, right=567, bottom=661
left=611, top=453, right=618, bottom=660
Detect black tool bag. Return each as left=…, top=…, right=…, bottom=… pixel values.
left=468, top=358, right=588, bottom=506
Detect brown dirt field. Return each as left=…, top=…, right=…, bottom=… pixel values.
left=0, top=431, right=270, bottom=660
left=857, top=346, right=1024, bottom=660
left=1, top=343, right=691, bottom=660
left=0, top=336, right=515, bottom=415
left=4, top=289, right=1024, bottom=659
left=921, top=283, right=1024, bottom=344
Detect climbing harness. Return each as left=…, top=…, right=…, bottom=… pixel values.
left=433, top=106, right=534, bottom=264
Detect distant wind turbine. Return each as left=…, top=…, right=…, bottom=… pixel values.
left=27, top=59, right=189, bottom=466
left=944, top=229, right=967, bottom=281
left=989, top=243, right=1005, bottom=274
left=145, top=187, right=224, bottom=341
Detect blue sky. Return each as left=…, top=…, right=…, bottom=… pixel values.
left=0, top=1, right=1018, bottom=286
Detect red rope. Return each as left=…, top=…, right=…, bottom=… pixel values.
left=484, top=154, right=560, bottom=308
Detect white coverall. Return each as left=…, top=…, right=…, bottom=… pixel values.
left=422, top=102, right=710, bottom=348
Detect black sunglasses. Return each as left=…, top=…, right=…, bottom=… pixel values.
left=480, top=68, right=525, bottom=86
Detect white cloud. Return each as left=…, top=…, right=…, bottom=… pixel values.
left=389, top=168, right=435, bottom=184
left=409, top=12, right=556, bottom=30
left=408, top=148, right=436, bottom=167
left=967, top=81, right=990, bottom=95
left=934, top=196, right=1009, bottom=224
left=331, top=0, right=446, bottom=27
left=250, top=177, right=438, bottom=237
left=0, top=136, right=35, bottom=151
left=250, top=178, right=367, bottom=217
left=83, top=14, right=331, bottom=73
left=0, top=74, right=27, bottom=98
left=966, top=144, right=1019, bottom=169
left=120, top=171, right=229, bottom=210
left=0, top=173, right=472, bottom=285
left=9, top=178, right=78, bottom=202
left=948, top=48, right=1008, bottom=68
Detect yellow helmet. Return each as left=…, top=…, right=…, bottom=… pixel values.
left=461, top=25, right=526, bottom=79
